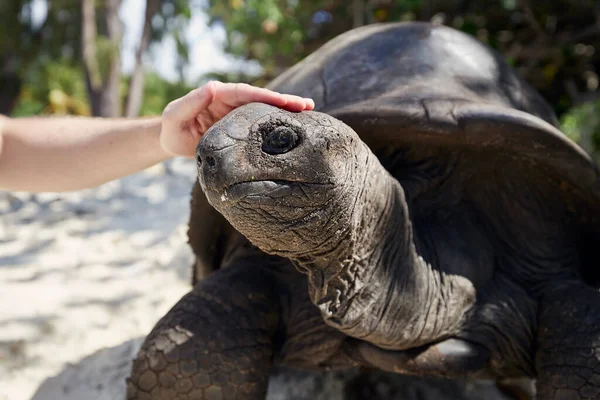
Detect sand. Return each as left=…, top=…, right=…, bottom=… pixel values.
left=0, top=159, right=196, bottom=400
left=0, top=157, right=527, bottom=400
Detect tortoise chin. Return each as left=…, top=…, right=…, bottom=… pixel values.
left=215, top=180, right=334, bottom=208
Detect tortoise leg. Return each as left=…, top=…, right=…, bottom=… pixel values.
left=126, top=264, right=282, bottom=400
left=536, top=282, right=600, bottom=400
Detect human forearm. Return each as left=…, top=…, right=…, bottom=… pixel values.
left=0, top=82, right=315, bottom=193
left=0, top=115, right=169, bottom=192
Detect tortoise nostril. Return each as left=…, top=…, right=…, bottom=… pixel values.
left=206, top=156, right=216, bottom=168
left=196, top=154, right=202, bottom=166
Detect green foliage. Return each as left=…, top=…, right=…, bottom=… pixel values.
left=204, top=0, right=425, bottom=80
left=11, top=59, right=194, bottom=117
left=0, top=0, right=194, bottom=116
left=560, top=101, right=600, bottom=161
left=206, top=0, right=305, bottom=77
left=12, top=60, right=90, bottom=116
left=136, top=72, right=194, bottom=116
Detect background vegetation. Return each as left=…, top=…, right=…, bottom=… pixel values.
left=2, top=0, right=600, bottom=158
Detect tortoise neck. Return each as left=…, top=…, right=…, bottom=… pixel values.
left=294, top=153, right=477, bottom=349
left=291, top=151, right=428, bottom=341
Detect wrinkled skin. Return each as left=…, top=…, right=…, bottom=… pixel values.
left=128, top=22, right=600, bottom=400
left=196, top=102, right=536, bottom=374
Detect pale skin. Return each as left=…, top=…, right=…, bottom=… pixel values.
left=0, top=81, right=314, bottom=193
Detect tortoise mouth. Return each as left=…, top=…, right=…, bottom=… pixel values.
left=223, top=180, right=296, bottom=203
left=217, top=180, right=334, bottom=206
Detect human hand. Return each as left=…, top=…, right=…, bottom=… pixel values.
left=159, top=81, right=315, bottom=157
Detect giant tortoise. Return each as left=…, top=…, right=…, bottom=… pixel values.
left=127, top=22, right=600, bottom=400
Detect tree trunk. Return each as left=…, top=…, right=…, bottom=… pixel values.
left=103, top=0, right=123, bottom=117
left=125, top=0, right=160, bottom=117
left=81, top=0, right=103, bottom=116
left=80, top=0, right=122, bottom=117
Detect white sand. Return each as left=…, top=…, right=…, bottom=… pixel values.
left=0, top=159, right=197, bottom=400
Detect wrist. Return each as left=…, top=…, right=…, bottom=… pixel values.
left=141, top=116, right=172, bottom=161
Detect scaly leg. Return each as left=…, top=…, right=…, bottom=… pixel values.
left=126, top=264, right=282, bottom=400
left=536, top=282, right=600, bottom=400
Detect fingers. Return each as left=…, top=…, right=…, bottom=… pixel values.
left=165, top=81, right=314, bottom=123
left=281, top=94, right=315, bottom=112
left=226, top=81, right=315, bottom=111
left=232, top=82, right=287, bottom=107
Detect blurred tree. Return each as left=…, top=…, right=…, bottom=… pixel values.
left=135, top=71, right=194, bottom=116
left=81, top=0, right=122, bottom=117
left=11, top=63, right=193, bottom=118
left=0, top=0, right=193, bottom=117
left=11, top=60, right=90, bottom=117
left=125, top=0, right=196, bottom=116
left=0, top=0, right=42, bottom=115
left=125, top=0, right=162, bottom=117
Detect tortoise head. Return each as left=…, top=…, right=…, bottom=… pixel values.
left=196, top=102, right=372, bottom=258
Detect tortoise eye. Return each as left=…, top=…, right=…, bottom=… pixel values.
left=262, top=126, right=298, bottom=155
